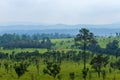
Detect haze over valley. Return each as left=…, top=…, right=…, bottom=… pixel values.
left=0, top=23, right=120, bottom=36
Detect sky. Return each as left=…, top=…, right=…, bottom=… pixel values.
left=0, top=0, right=120, bottom=25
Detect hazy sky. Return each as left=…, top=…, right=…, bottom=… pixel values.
left=0, top=0, right=120, bottom=25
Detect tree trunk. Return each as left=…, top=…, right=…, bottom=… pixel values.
left=54, top=77, right=56, bottom=80
left=83, top=42, right=87, bottom=80
left=98, top=71, right=100, bottom=78
left=83, top=42, right=86, bottom=70
left=97, top=65, right=101, bottom=78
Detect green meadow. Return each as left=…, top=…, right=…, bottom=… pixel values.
left=0, top=36, right=120, bottom=80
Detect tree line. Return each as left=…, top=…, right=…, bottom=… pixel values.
left=0, top=33, right=56, bottom=49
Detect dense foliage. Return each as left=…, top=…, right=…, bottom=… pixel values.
left=0, top=34, right=54, bottom=48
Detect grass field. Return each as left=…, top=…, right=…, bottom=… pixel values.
left=0, top=37, right=120, bottom=80
left=0, top=59, right=120, bottom=80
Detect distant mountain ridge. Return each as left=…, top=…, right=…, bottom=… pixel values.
left=0, top=24, right=120, bottom=30
left=0, top=24, right=120, bottom=36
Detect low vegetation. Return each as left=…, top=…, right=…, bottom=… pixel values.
left=0, top=28, right=120, bottom=80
